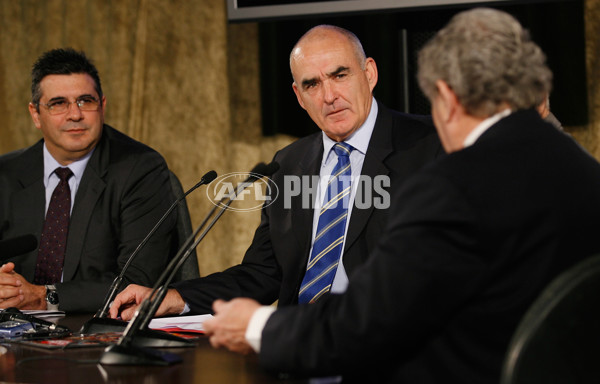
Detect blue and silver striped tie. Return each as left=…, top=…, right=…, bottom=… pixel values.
left=298, top=142, right=353, bottom=304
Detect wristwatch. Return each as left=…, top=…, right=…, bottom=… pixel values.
left=45, top=284, right=59, bottom=311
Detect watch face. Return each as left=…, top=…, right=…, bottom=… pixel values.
left=46, top=291, right=59, bottom=305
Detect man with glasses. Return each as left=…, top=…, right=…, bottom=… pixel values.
left=0, top=48, right=175, bottom=312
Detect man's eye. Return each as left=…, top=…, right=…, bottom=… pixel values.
left=49, top=100, right=67, bottom=108
left=78, top=97, right=95, bottom=105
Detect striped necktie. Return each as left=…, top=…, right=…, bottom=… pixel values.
left=34, top=167, right=73, bottom=285
left=298, top=142, right=353, bottom=304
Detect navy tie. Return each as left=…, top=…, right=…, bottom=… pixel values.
left=299, top=142, right=353, bottom=303
left=34, top=167, right=73, bottom=285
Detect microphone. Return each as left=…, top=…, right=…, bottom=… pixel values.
left=136, top=161, right=279, bottom=332
left=0, top=234, right=38, bottom=263
left=79, top=170, right=217, bottom=338
left=99, top=162, right=279, bottom=366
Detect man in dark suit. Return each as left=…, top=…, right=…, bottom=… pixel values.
left=201, top=9, right=600, bottom=383
left=109, top=25, right=441, bottom=319
left=0, top=48, right=175, bottom=312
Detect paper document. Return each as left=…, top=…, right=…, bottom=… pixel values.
left=22, top=309, right=65, bottom=318
left=149, top=314, right=212, bottom=333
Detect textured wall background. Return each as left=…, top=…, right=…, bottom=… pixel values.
left=0, top=0, right=598, bottom=277
left=570, top=0, right=600, bottom=157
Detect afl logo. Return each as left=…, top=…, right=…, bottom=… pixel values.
left=206, top=172, right=279, bottom=212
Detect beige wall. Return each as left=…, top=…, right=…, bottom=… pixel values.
left=1, top=0, right=599, bottom=276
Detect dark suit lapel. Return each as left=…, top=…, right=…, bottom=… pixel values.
left=11, top=143, right=46, bottom=280
left=291, top=134, right=323, bottom=252
left=344, top=103, right=393, bottom=253
left=62, top=127, right=108, bottom=281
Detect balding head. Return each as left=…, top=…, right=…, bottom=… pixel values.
left=290, top=25, right=366, bottom=83
left=287, top=24, right=378, bottom=142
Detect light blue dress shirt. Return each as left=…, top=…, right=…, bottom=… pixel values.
left=42, top=144, right=93, bottom=214
left=309, top=98, right=378, bottom=293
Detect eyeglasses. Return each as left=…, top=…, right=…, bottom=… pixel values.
left=38, top=96, right=100, bottom=115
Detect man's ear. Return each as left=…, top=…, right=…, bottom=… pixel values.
left=28, top=102, right=42, bottom=130
left=435, top=80, right=459, bottom=124
left=364, top=57, right=378, bottom=92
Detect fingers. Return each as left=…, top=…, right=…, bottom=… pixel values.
left=206, top=325, right=253, bottom=355
left=119, top=305, right=139, bottom=321
left=0, top=271, right=24, bottom=304
left=0, top=275, right=22, bottom=287
left=0, top=285, right=23, bottom=300
left=203, top=298, right=259, bottom=355
left=0, top=294, right=24, bottom=309
left=108, top=296, right=125, bottom=318
left=108, top=284, right=154, bottom=320
left=0, top=262, right=16, bottom=273
left=109, top=285, right=139, bottom=319
left=212, top=299, right=226, bottom=313
left=0, top=264, right=21, bottom=286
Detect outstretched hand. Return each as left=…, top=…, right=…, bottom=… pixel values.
left=109, top=284, right=186, bottom=320
left=203, top=298, right=261, bottom=355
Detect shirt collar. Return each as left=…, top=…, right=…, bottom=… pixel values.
left=42, top=144, right=94, bottom=187
left=463, top=108, right=512, bottom=148
left=321, top=96, right=377, bottom=163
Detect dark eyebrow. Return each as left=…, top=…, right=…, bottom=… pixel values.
left=301, top=77, right=318, bottom=89
left=47, top=94, right=96, bottom=102
left=300, top=66, right=350, bottom=89
left=328, top=66, right=350, bottom=77
left=47, top=96, right=67, bottom=103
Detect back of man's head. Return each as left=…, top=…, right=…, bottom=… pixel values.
left=31, top=48, right=103, bottom=106
left=417, top=8, right=552, bottom=117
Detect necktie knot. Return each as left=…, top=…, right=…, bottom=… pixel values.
left=55, top=167, right=73, bottom=182
left=333, top=142, right=353, bottom=158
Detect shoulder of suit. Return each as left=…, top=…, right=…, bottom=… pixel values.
left=274, top=131, right=322, bottom=157
left=385, top=110, right=440, bottom=146
left=0, top=140, right=42, bottom=169
left=102, top=124, right=163, bottom=156
left=388, top=109, right=434, bottom=128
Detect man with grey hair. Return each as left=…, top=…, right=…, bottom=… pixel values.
left=201, top=8, right=600, bottom=383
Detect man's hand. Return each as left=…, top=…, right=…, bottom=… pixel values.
left=0, top=262, right=46, bottom=309
left=203, top=298, right=261, bottom=355
left=109, top=284, right=186, bottom=320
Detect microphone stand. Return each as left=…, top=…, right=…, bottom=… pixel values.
left=99, top=162, right=279, bottom=366
left=79, top=170, right=217, bottom=344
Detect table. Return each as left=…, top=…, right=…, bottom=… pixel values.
left=0, top=313, right=305, bottom=383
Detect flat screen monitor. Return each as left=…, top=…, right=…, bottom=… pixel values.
left=228, top=0, right=530, bottom=22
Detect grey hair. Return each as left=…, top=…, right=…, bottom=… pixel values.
left=289, top=24, right=367, bottom=76
left=417, top=8, right=552, bottom=117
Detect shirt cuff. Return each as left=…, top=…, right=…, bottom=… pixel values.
left=181, top=302, right=191, bottom=315
left=245, top=305, right=276, bottom=353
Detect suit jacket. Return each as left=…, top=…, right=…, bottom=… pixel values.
left=259, top=110, right=600, bottom=383
left=173, top=101, right=443, bottom=313
left=0, top=125, right=176, bottom=312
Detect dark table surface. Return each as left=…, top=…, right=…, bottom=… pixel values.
left=0, top=313, right=305, bottom=383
